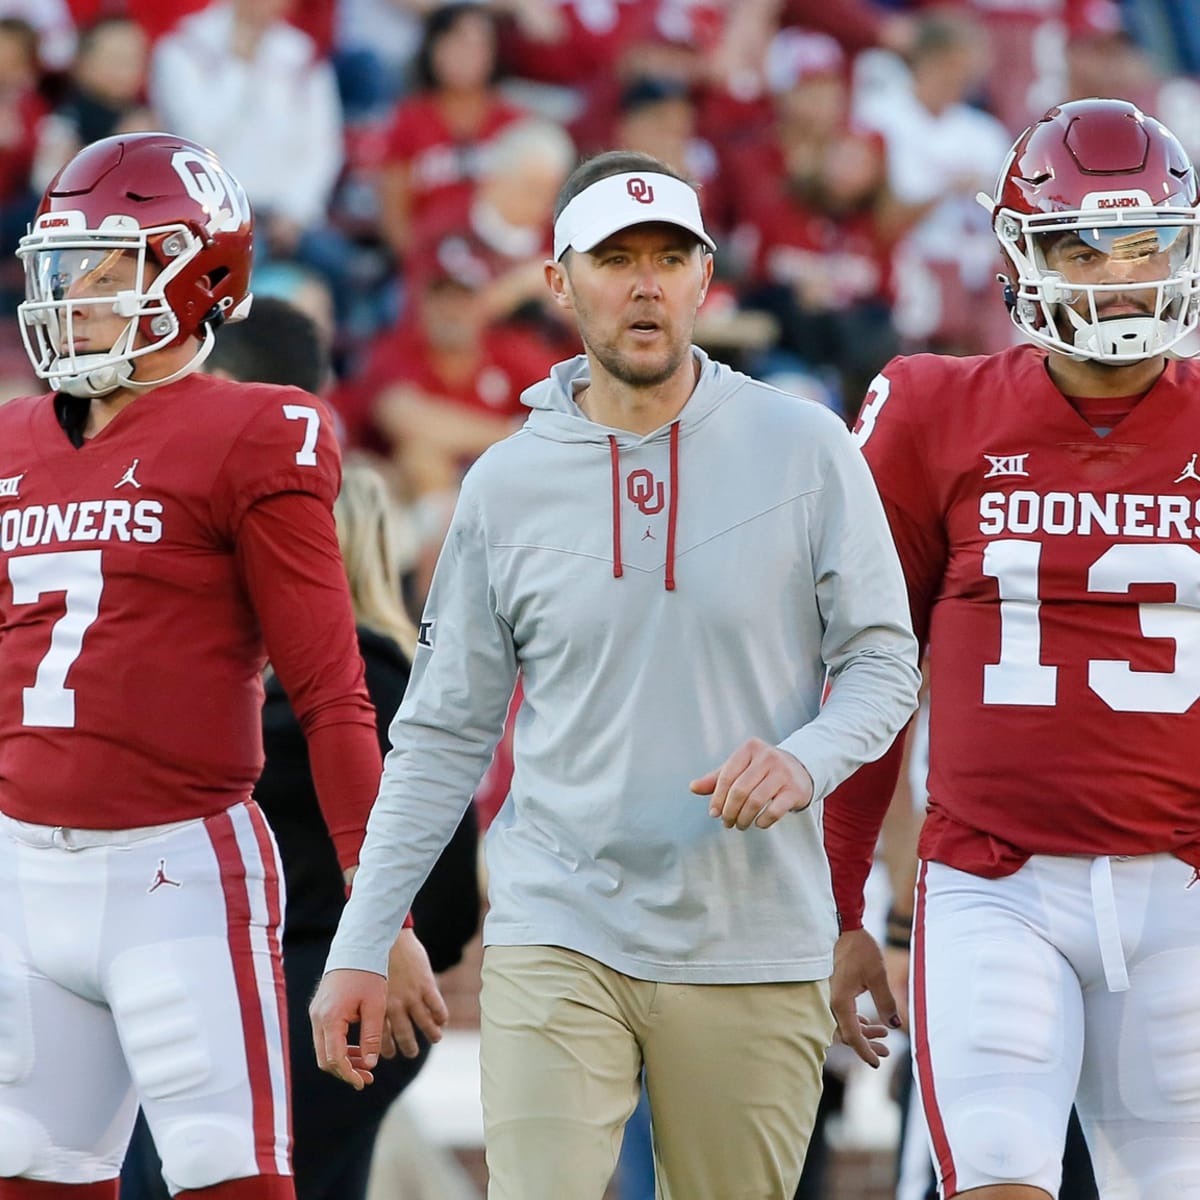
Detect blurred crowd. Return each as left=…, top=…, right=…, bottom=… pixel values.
left=1, top=0, right=1198, bottom=593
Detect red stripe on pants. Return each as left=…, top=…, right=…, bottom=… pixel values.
left=244, top=801, right=294, bottom=1154
left=912, top=859, right=958, bottom=1197
left=205, top=807, right=278, bottom=1176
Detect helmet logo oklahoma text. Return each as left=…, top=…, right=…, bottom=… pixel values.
left=627, top=178, right=655, bottom=205
left=171, top=150, right=249, bottom=233
left=627, top=469, right=665, bottom=514
left=1081, top=188, right=1153, bottom=211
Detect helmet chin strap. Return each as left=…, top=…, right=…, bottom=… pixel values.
left=55, top=326, right=216, bottom=399
left=56, top=355, right=134, bottom=398
left=1068, top=313, right=1162, bottom=363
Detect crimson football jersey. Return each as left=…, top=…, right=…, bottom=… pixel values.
left=828, top=345, right=1200, bottom=920
left=0, top=374, right=378, bottom=849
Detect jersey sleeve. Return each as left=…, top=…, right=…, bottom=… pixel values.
left=824, top=358, right=947, bottom=930
left=854, top=358, right=948, bottom=644
left=236, top=490, right=381, bottom=871
left=212, top=387, right=342, bottom=539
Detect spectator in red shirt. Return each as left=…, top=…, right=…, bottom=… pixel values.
left=407, top=116, right=580, bottom=357
left=724, top=27, right=852, bottom=221
left=730, top=28, right=899, bottom=413
left=499, top=0, right=662, bottom=91
left=376, top=3, right=525, bottom=262
left=333, top=258, right=556, bottom=500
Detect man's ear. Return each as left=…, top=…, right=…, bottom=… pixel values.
left=697, top=250, right=714, bottom=307
left=544, top=258, right=574, bottom=312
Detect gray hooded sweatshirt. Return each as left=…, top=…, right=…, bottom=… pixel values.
left=327, top=349, right=919, bottom=983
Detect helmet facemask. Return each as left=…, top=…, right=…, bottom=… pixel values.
left=16, top=214, right=223, bottom=398
left=995, top=203, right=1200, bottom=364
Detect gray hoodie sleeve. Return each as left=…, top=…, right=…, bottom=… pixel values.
left=778, top=414, right=920, bottom=803
left=325, top=480, right=518, bottom=975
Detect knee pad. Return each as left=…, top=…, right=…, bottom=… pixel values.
left=964, top=941, right=1064, bottom=1065
left=156, top=1116, right=257, bottom=1193
left=0, top=1108, right=48, bottom=1179
left=947, top=1089, right=1061, bottom=1187
left=0, top=947, right=34, bottom=1086
left=1086, top=1131, right=1200, bottom=1198
left=1136, top=949, right=1200, bottom=1114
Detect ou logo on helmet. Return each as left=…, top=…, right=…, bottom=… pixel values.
left=171, top=150, right=251, bottom=233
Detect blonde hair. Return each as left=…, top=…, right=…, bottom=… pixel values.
left=334, top=461, right=419, bottom=658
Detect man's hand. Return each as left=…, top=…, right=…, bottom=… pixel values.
left=690, top=738, right=814, bottom=830
left=309, top=968, right=387, bottom=1090
left=830, top=928, right=902, bottom=1068
left=382, top=927, right=450, bottom=1060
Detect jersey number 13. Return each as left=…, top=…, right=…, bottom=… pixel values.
left=982, top=539, right=1200, bottom=713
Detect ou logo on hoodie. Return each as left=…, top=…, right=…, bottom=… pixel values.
left=627, top=469, right=665, bottom=515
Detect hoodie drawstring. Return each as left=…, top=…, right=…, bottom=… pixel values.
left=664, top=420, right=679, bottom=591
left=607, top=434, right=624, bottom=579
left=607, top=422, right=679, bottom=591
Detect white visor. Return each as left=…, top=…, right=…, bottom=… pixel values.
left=553, top=172, right=716, bottom=260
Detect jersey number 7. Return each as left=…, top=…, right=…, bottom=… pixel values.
left=9, top=549, right=104, bottom=728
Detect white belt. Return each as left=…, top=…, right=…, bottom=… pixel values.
left=1089, top=855, right=1130, bottom=993
left=0, top=811, right=198, bottom=850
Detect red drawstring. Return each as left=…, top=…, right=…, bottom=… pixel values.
left=665, top=420, right=679, bottom=591
left=608, top=434, right=623, bottom=579
left=609, top=422, right=679, bottom=591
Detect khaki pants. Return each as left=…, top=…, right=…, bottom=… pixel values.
left=479, top=944, right=835, bottom=1200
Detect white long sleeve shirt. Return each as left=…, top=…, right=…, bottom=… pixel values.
left=149, top=4, right=343, bottom=229
left=328, top=349, right=920, bottom=983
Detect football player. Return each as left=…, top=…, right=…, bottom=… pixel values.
left=0, top=133, right=382, bottom=1199
left=827, top=98, right=1200, bottom=1200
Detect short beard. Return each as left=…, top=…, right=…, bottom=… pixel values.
left=584, top=335, right=690, bottom=389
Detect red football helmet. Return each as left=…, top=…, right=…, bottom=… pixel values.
left=980, top=98, right=1200, bottom=363
left=17, top=131, right=254, bottom=397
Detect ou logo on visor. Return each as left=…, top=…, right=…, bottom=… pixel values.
left=627, top=177, right=655, bottom=205
left=171, top=150, right=250, bottom=233
left=627, top=469, right=665, bottom=514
